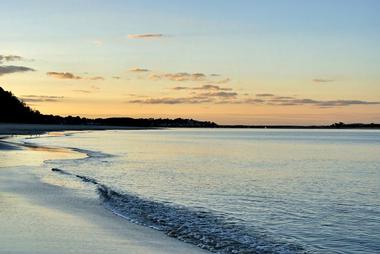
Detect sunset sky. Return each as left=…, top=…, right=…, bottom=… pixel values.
left=1, top=0, right=379, bottom=125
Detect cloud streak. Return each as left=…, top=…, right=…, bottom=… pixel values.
left=313, top=79, right=335, bottom=83
left=21, top=95, right=64, bottom=103
left=214, top=78, right=230, bottom=84
left=128, top=33, right=164, bottom=39
left=88, top=76, right=104, bottom=80
left=127, top=90, right=380, bottom=107
left=47, top=72, right=104, bottom=80
left=0, top=55, right=25, bottom=63
left=256, top=93, right=274, bottom=97
left=128, top=97, right=213, bottom=104
left=150, top=72, right=207, bottom=82
left=0, top=65, right=35, bottom=76
left=47, top=72, right=82, bottom=80
left=129, top=67, right=150, bottom=72
left=261, top=96, right=380, bottom=107
left=173, top=84, right=232, bottom=91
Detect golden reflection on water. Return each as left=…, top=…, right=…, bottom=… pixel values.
left=0, top=140, right=84, bottom=168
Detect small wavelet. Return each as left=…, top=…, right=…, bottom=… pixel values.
left=51, top=167, right=309, bottom=254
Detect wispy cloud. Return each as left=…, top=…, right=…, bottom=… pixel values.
left=214, top=78, right=230, bottom=84
left=72, top=90, right=92, bottom=94
left=198, top=91, right=238, bottom=98
left=0, top=65, right=35, bottom=76
left=256, top=93, right=274, bottom=97
left=47, top=72, right=82, bottom=80
left=173, top=84, right=232, bottom=91
left=129, top=67, right=150, bottom=72
left=88, top=76, right=104, bottom=80
left=127, top=87, right=238, bottom=104
left=47, top=72, right=104, bottom=80
left=127, top=90, right=380, bottom=107
left=128, top=33, right=164, bottom=39
left=150, top=72, right=207, bottom=82
left=0, top=54, right=25, bottom=63
left=128, top=97, right=213, bottom=104
left=313, top=79, right=335, bottom=83
left=112, top=76, right=121, bottom=79
left=21, top=95, right=64, bottom=103
left=262, top=96, right=380, bottom=107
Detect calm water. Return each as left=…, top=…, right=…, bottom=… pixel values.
left=13, top=129, right=380, bottom=253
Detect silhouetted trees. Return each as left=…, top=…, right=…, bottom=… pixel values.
left=0, top=87, right=218, bottom=127
left=0, top=87, right=43, bottom=123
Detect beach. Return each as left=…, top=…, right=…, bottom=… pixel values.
left=0, top=124, right=207, bottom=254
left=0, top=123, right=152, bottom=136
left=1, top=125, right=379, bottom=253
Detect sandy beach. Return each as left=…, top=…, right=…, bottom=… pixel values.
left=0, top=123, right=152, bottom=136
left=0, top=125, right=207, bottom=254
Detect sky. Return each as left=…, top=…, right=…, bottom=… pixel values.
left=1, top=0, right=379, bottom=125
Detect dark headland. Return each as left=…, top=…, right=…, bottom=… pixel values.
left=1, top=87, right=379, bottom=130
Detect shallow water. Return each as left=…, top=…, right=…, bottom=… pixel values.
left=10, top=129, right=380, bottom=253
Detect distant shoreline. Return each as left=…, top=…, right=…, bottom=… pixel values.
left=0, top=122, right=379, bottom=138
left=217, top=123, right=380, bottom=129
left=0, top=123, right=155, bottom=136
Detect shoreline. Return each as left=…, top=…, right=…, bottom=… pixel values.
left=0, top=135, right=208, bottom=254
left=1, top=123, right=379, bottom=139
left=0, top=123, right=156, bottom=136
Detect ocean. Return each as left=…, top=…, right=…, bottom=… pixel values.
left=9, top=129, right=380, bottom=253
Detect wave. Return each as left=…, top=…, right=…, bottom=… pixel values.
left=69, top=147, right=114, bottom=160
left=51, top=167, right=309, bottom=254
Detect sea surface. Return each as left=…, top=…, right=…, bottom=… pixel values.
left=8, top=129, right=380, bottom=253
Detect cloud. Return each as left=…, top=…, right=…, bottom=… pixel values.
left=88, top=76, right=104, bottom=80
left=256, top=93, right=274, bottom=97
left=127, top=89, right=380, bottom=107
left=128, top=97, right=213, bottom=104
left=46, top=72, right=104, bottom=81
left=196, top=85, right=232, bottom=91
left=21, top=95, right=64, bottom=103
left=150, top=72, right=207, bottom=82
left=47, top=72, right=82, bottom=80
left=317, top=100, right=380, bottom=107
left=198, top=91, right=238, bottom=98
left=274, top=96, right=295, bottom=100
left=0, top=55, right=25, bottom=63
left=262, top=96, right=380, bottom=107
left=128, top=87, right=238, bottom=104
left=0, top=65, right=35, bottom=76
left=313, top=79, right=334, bottom=83
left=72, top=90, right=92, bottom=94
left=129, top=67, right=150, bottom=72
left=112, top=76, right=121, bottom=79
left=214, top=78, right=230, bottom=84
left=244, top=98, right=265, bottom=103
left=128, top=34, right=164, bottom=39
left=172, top=86, right=189, bottom=90
left=173, top=84, right=232, bottom=91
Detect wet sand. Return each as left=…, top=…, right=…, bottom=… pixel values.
left=0, top=123, right=152, bottom=136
